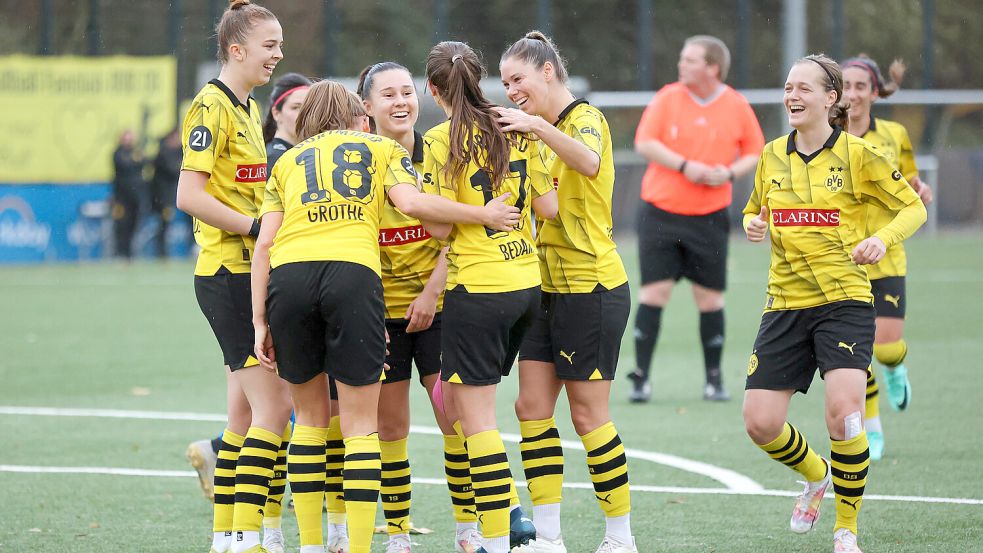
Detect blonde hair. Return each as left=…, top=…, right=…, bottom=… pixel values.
left=501, top=30, right=569, bottom=83
left=216, top=0, right=277, bottom=64
left=295, top=81, right=365, bottom=140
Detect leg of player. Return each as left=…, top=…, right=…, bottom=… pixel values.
left=874, top=317, right=910, bottom=411
left=691, top=283, right=729, bottom=401
left=378, top=379, right=414, bottom=553
left=629, top=280, right=673, bottom=403
left=743, top=389, right=831, bottom=534
left=424, top=373, right=482, bottom=553
left=325, top=391, right=349, bottom=553
left=336, top=380, right=384, bottom=553
left=262, top=420, right=292, bottom=553
left=824, top=369, right=870, bottom=553
left=287, top=374, right=332, bottom=553
left=230, top=366, right=294, bottom=553
left=514, top=360, right=566, bottom=552
left=209, top=368, right=252, bottom=553
left=567, top=381, right=637, bottom=553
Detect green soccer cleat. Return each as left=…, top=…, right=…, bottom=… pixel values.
left=868, top=430, right=884, bottom=461
left=883, top=365, right=911, bottom=411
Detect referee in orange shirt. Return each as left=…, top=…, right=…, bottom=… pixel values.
left=630, top=35, right=764, bottom=403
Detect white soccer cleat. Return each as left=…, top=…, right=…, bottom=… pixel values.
left=262, top=527, right=285, bottom=553
left=790, top=460, right=831, bottom=533
left=455, top=526, right=483, bottom=553
left=186, top=439, right=218, bottom=501
left=833, top=528, right=864, bottom=553
left=386, top=533, right=412, bottom=553
left=593, top=536, right=637, bottom=553
left=517, top=534, right=567, bottom=552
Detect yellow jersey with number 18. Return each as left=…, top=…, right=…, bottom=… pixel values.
left=181, top=79, right=266, bottom=276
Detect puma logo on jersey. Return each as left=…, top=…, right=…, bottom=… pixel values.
left=771, top=177, right=784, bottom=188
left=840, top=498, right=861, bottom=511
left=559, top=351, right=575, bottom=364
left=838, top=342, right=857, bottom=355
left=884, top=294, right=901, bottom=308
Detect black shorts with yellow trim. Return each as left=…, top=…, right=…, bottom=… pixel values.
left=267, top=261, right=386, bottom=386
left=637, top=202, right=729, bottom=290
left=871, top=276, right=906, bottom=319
left=518, top=282, right=630, bottom=381
left=194, top=270, right=258, bottom=370
left=384, top=313, right=442, bottom=384
left=745, top=300, right=874, bottom=394
left=441, top=285, right=540, bottom=386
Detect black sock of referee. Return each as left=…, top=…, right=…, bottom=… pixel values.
left=633, top=304, right=663, bottom=380
left=700, top=309, right=725, bottom=384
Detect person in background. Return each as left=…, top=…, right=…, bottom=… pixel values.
left=112, top=129, right=145, bottom=260
left=151, top=127, right=183, bottom=258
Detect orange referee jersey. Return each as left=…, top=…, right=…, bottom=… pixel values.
left=635, top=82, right=764, bottom=215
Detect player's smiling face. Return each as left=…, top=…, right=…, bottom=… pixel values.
left=234, top=18, right=283, bottom=87
left=500, top=57, right=549, bottom=116
left=784, top=63, right=836, bottom=130
left=363, top=69, right=418, bottom=137
left=842, top=66, right=875, bottom=117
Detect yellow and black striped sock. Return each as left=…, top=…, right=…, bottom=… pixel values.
left=519, top=417, right=564, bottom=507
left=232, top=427, right=281, bottom=533
left=343, top=434, right=382, bottom=553
left=381, top=438, right=412, bottom=535
left=757, top=422, right=828, bottom=482
left=288, top=424, right=327, bottom=547
left=865, top=367, right=881, bottom=420
left=213, top=429, right=244, bottom=534
left=443, top=434, right=478, bottom=523
left=468, top=429, right=514, bottom=540
left=581, top=422, right=631, bottom=518
left=263, top=423, right=291, bottom=529
left=325, top=416, right=346, bottom=525
left=831, top=432, right=869, bottom=534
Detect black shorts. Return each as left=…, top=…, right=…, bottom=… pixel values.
left=871, top=276, right=906, bottom=319
left=441, top=285, right=540, bottom=386
left=384, top=314, right=442, bottom=384
left=637, top=202, right=729, bottom=290
left=746, top=300, right=875, bottom=394
left=194, top=272, right=256, bottom=370
left=518, top=283, right=630, bottom=381
left=267, top=261, right=386, bottom=386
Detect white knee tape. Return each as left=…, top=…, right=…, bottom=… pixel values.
left=845, top=411, right=863, bottom=440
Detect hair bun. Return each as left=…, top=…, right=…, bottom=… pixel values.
left=524, top=30, right=547, bottom=41
left=229, top=0, right=250, bottom=9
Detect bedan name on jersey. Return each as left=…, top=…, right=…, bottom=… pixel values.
left=307, top=203, right=366, bottom=223
left=772, top=208, right=840, bottom=227
left=499, top=237, right=533, bottom=260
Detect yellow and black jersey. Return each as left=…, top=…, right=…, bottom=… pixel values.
left=743, top=127, right=925, bottom=311
left=539, top=100, right=628, bottom=294
left=260, top=130, right=418, bottom=273
left=181, top=79, right=267, bottom=276
left=380, top=131, right=444, bottom=319
left=422, top=121, right=553, bottom=293
left=859, top=117, right=919, bottom=280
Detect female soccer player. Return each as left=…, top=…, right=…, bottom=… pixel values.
left=357, top=61, right=482, bottom=553
left=497, top=32, right=635, bottom=553
left=175, top=2, right=293, bottom=553
left=251, top=80, right=520, bottom=553
left=841, top=55, right=933, bottom=461
left=264, top=72, right=311, bottom=172
left=742, top=54, right=926, bottom=553
left=423, top=41, right=558, bottom=553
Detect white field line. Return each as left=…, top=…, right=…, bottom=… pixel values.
left=0, top=405, right=760, bottom=492
left=1, top=465, right=980, bottom=506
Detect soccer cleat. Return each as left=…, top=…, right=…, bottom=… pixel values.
left=883, top=365, right=911, bottom=411
left=790, top=459, right=831, bottom=533
left=627, top=370, right=651, bottom=403
left=386, top=533, right=412, bottom=553
left=833, top=528, right=864, bottom=553
left=509, top=506, right=537, bottom=548
left=702, top=381, right=731, bottom=402
left=594, top=536, right=638, bottom=553
left=520, top=535, right=568, bottom=552
left=455, top=527, right=483, bottom=553
left=186, top=439, right=218, bottom=501
left=262, top=527, right=284, bottom=553
left=868, top=430, right=884, bottom=462
left=326, top=526, right=349, bottom=553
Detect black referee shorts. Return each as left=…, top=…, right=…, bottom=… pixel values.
left=637, top=202, right=729, bottom=290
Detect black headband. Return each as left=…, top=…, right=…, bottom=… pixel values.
left=807, top=57, right=838, bottom=90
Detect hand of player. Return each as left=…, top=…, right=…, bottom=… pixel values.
left=405, top=291, right=438, bottom=333
left=910, top=176, right=933, bottom=206
left=745, top=206, right=769, bottom=242
left=494, top=106, right=543, bottom=134
left=702, top=164, right=732, bottom=186
left=254, top=323, right=277, bottom=372
left=852, top=236, right=887, bottom=265
left=683, top=160, right=712, bottom=184
left=482, top=192, right=520, bottom=232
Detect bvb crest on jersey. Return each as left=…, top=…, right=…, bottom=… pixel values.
left=825, top=166, right=845, bottom=193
